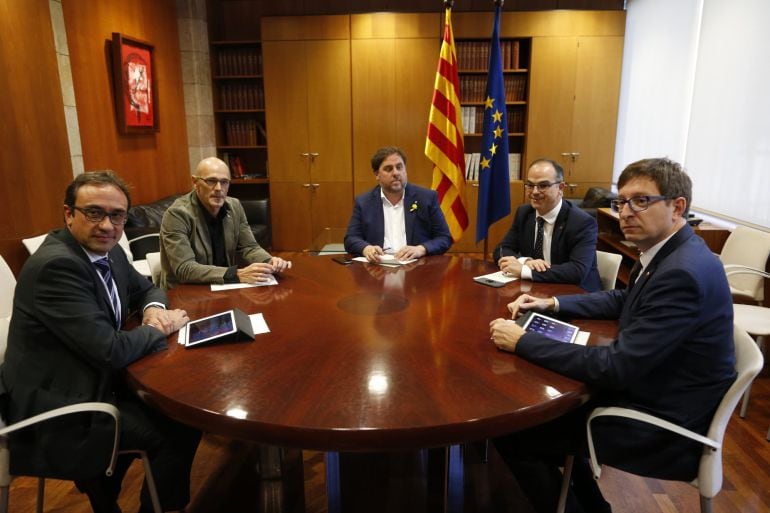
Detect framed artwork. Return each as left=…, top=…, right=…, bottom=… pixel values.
left=111, top=33, right=159, bottom=133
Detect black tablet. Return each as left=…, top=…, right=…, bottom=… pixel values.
left=515, top=311, right=579, bottom=344
left=184, top=308, right=254, bottom=348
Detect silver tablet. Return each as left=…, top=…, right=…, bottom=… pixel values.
left=516, top=311, right=579, bottom=344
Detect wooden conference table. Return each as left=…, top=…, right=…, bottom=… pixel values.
left=126, top=254, right=618, bottom=511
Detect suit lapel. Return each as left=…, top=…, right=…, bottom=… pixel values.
left=55, top=229, right=119, bottom=325
left=404, top=186, right=416, bottom=244
left=370, top=187, right=386, bottom=246
left=623, top=224, right=695, bottom=311
left=550, top=203, right=570, bottom=257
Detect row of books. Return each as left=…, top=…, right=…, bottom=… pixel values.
left=223, top=119, right=267, bottom=147
left=461, top=105, right=526, bottom=134
left=464, top=153, right=522, bottom=181
left=215, top=48, right=262, bottom=76
left=455, top=40, right=522, bottom=71
left=218, top=83, right=264, bottom=110
left=459, top=75, right=527, bottom=103
left=219, top=152, right=268, bottom=179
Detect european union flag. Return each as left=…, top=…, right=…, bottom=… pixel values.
left=476, top=4, right=511, bottom=243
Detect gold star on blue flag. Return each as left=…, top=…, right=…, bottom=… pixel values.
left=476, top=4, right=511, bottom=243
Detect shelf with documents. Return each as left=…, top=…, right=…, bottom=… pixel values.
left=455, top=38, right=530, bottom=183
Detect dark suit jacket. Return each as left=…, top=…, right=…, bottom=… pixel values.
left=515, top=224, right=736, bottom=479
left=0, top=228, right=168, bottom=479
left=492, top=201, right=602, bottom=292
left=344, top=184, right=452, bottom=256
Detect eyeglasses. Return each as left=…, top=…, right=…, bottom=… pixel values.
left=194, top=176, right=231, bottom=188
left=524, top=181, right=562, bottom=192
left=73, top=206, right=128, bottom=225
left=610, top=195, right=671, bottom=213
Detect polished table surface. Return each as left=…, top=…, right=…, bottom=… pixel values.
left=127, top=255, right=617, bottom=452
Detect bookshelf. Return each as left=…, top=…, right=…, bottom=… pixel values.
left=455, top=38, right=530, bottom=183
left=211, top=41, right=268, bottom=181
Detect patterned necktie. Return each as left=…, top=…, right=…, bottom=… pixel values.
left=94, top=257, right=121, bottom=328
left=533, top=217, right=546, bottom=260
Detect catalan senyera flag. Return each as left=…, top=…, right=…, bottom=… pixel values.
left=476, top=4, right=511, bottom=243
left=425, top=7, right=468, bottom=243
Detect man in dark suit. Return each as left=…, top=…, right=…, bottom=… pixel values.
left=344, top=146, right=452, bottom=262
left=493, top=158, right=602, bottom=292
left=489, top=158, right=735, bottom=513
left=1, top=172, right=200, bottom=513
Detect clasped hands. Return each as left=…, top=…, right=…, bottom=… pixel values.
left=143, top=306, right=189, bottom=335
left=237, top=256, right=292, bottom=284
left=362, top=244, right=426, bottom=263
left=498, top=256, right=550, bottom=277
left=489, top=294, right=556, bottom=353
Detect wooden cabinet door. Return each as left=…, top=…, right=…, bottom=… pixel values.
left=571, top=36, right=623, bottom=186
left=264, top=35, right=353, bottom=250
left=263, top=40, right=311, bottom=184
left=527, top=36, right=622, bottom=198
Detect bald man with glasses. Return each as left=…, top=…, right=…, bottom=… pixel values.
left=159, top=157, right=290, bottom=289
left=492, top=158, right=602, bottom=292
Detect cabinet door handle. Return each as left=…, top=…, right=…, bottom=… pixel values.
left=311, top=183, right=320, bottom=188
left=300, top=152, right=310, bottom=157
left=471, top=183, right=480, bottom=188
left=302, top=183, right=312, bottom=188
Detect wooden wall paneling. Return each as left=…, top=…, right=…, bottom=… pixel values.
left=455, top=11, right=625, bottom=39
left=350, top=13, right=440, bottom=187
left=268, top=182, right=312, bottom=251
left=263, top=40, right=310, bottom=183
left=307, top=39, right=353, bottom=184
left=571, top=35, right=623, bottom=184
left=262, top=16, right=352, bottom=250
left=0, top=0, right=73, bottom=273
left=62, top=0, right=191, bottom=206
left=351, top=38, right=397, bottom=183
left=526, top=37, right=578, bottom=179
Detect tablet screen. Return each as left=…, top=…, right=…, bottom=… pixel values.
left=186, top=311, right=236, bottom=347
left=519, top=312, right=578, bottom=344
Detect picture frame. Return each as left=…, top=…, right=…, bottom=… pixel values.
left=111, top=32, right=159, bottom=133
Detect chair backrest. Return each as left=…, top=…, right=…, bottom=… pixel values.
left=145, top=252, right=161, bottom=286
left=696, top=324, right=764, bottom=498
left=23, top=232, right=133, bottom=262
left=596, top=250, right=622, bottom=291
left=0, top=255, right=15, bottom=320
left=719, top=226, right=770, bottom=302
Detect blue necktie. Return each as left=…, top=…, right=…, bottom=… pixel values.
left=94, top=257, right=121, bottom=328
left=533, top=217, right=545, bottom=260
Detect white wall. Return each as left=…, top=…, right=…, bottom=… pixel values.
left=615, top=0, right=770, bottom=229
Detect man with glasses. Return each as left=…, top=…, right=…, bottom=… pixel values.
left=488, top=158, right=734, bottom=513
left=2, top=171, right=201, bottom=513
left=159, top=157, right=290, bottom=289
left=493, top=158, right=602, bottom=291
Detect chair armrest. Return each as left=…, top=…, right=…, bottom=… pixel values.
left=723, top=265, right=770, bottom=279
left=0, top=402, right=121, bottom=477
left=586, top=406, right=719, bottom=480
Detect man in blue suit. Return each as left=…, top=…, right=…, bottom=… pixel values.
left=344, top=146, right=452, bottom=262
left=489, top=158, right=735, bottom=513
left=493, top=158, right=602, bottom=292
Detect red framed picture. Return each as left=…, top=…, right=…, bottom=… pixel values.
left=111, top=33, right=159, bottom=133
